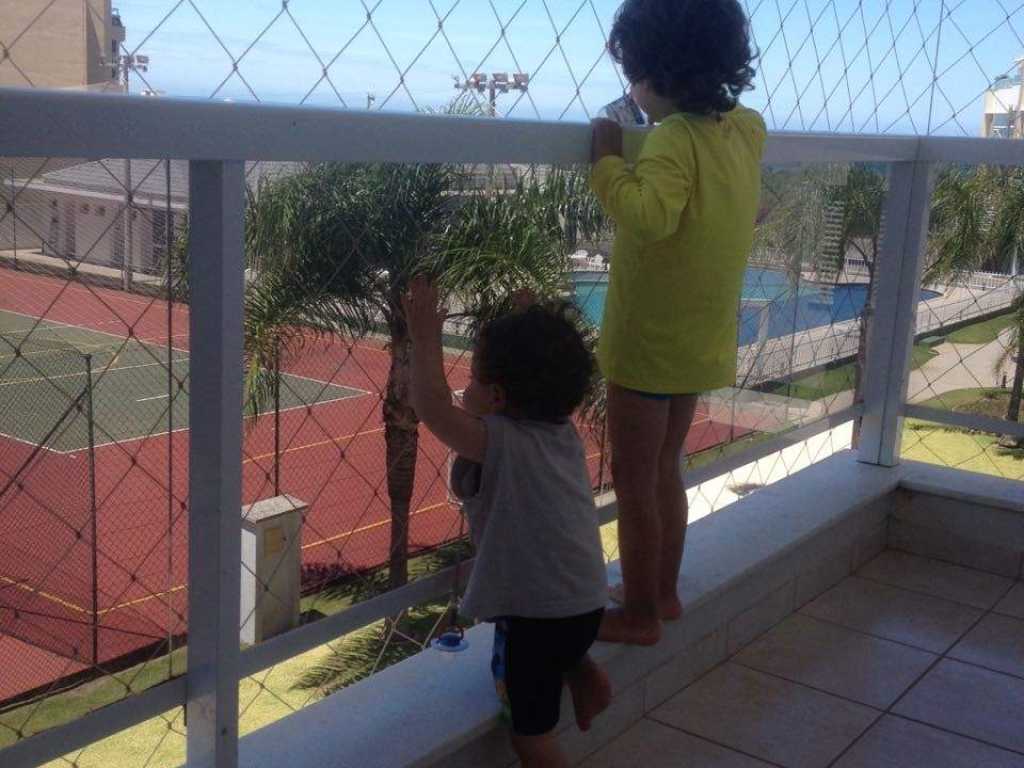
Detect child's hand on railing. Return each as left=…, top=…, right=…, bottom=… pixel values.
left=591, top=118, right=624, bottom=162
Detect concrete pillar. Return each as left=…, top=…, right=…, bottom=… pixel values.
left=240, top=495, right=305, bottom=646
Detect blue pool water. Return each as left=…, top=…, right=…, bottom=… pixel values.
left=574, top=267, right=938, bottom=345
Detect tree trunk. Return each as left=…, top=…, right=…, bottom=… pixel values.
left=851, top=264, right=876, bottom=450
left=1001, top=343, right=1024, bottom=448
left=851, top=308, right=869, bottom=449
left=384, top=298, right=420, bottom=590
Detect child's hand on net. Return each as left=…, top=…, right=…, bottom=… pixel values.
left=591, top=118, right=624, bottom=162
left=402, top=277, right=445, bottom=342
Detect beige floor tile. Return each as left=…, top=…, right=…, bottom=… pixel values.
left=800, top=576, right=982, bottom=653
left=834, top=715, right=1024, bottom=768
left=734, top=614, right=935, bottom=707
left=858, top=551, right=1013, bottom=610
left=949, top=613, right=1024, bottom=679
left=579, top=718, right=774, bottom=768
left=994, top=582, right=1024, bottom=620
left=894, top=659, right=1024, bottom=753
left=651, top=663, right=877, bottom=768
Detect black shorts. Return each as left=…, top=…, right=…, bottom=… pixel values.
left=490, top=609, right=604, bottom=736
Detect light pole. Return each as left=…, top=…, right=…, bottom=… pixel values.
left=112, top=52, right=149, bottom=291
left=453, top=72, right=529, bottom=117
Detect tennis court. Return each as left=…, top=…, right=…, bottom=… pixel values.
left=0, top=267, right=750, bottom=703
left=0, top=309, right=363, bottom=453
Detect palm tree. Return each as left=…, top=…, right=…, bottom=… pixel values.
left=826, top=166, right=887, bottom=446
left=927, top=166, right=1024, bottom=443
left=753, top=165, right=886, bottom=444
left=244, top=161, right=603, bottom=589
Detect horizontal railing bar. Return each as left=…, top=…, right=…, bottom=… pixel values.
left=2, top=676, right=186, bottom=768
left=238, top=560, right=472, bottom=678
left=688, top=405, right=863, bottom=487
left=764, top=131, right=918, bottom=164
left=904, top=404, right=1024, bottom=439
left=0, top=88, right=592, bottom=165
left=918, top=135, right=1024, bottom=166
left=1, top=87, right=935, bottom=166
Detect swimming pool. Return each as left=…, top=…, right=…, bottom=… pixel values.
left=573, top=267, right=939, bottom=345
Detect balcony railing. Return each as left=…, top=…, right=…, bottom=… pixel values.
left=1, top=86, right=1023, bottom=768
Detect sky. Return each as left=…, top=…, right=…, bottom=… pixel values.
left=115, top=0, right=1024, bottom=136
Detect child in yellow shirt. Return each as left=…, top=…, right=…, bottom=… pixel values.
left=591, top=0, right=766, bottom=645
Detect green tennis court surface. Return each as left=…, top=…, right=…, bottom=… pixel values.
left=0, top=310, right=363, bottom=452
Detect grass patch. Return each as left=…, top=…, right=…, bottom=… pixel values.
left=765, top=344, right=938, bottom=401
left=0, top=648, right=187, bottom=751
left=903, top=420, right=1023, bottom=480
left=945, top=312, right=1017, bottom=345
left=3, top=543, right=471, bottom=766
left=904, top=385, right=1022, bottom=481
left=917, top=387, right=1012, bottom=421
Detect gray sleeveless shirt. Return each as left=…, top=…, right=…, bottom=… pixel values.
left=451, top=414, right=608, bottom=621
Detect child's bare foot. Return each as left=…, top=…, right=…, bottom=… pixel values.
left=609, top=585, right=682, bottom=622
left=597, top=607, right=661, bottom=646
left=659, top=594, right=683, bottom=621
left=566, top=656, right=611, bottom=732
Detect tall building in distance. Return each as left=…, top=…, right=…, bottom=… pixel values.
left=0, top=0, right=125, bottom=92
left=981, top=57, right=1024, bottom=138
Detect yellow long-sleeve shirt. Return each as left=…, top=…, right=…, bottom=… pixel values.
left=591, top=106, right=766, bottom=394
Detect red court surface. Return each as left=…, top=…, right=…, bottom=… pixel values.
left=0, top=266, right=747, bottom=702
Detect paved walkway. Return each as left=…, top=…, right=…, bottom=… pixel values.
left=907, top=330, right=1014, bottom=404
left=582, top=551, right=1024, bottom=768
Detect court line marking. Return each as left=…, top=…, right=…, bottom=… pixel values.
left=0, top=307, right=190, bottom=355
left=0, top=445, right=622, bottom=617
left=86, top=444, right=614, bottom=615
left=0, top=356, right=192, bottom=389
left=1, top=375, right=370, bottom=456
left=0, top=575, right=91, bottom=615
left=83, top=392, right=369, bottom=454
left=243, top=425, right=384, bottom=465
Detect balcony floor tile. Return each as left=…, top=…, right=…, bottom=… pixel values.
left=649, top=663, right=877, bottom=768
left=893, top=659, right=1024, bottom=753
left=733, top=613, right=936, bottom=708
left=994, top=582, right=1024, bottom=620
left=799, top=576, right=982, bottom=653
left=579, top=719, right=774, bottom=768
left=948, top=612, right=1024, bottom=679
left=833, top=715, right=1024, bottom=768
left=857, top=550, right=1013, bottom=610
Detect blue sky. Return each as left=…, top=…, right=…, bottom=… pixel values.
left=118, top=0, right=1024, bottom=135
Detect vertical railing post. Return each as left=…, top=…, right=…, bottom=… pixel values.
left=85, top=353, right=98, bottom=667
left=187, top=160, right=245, bottom=768
left=858, top=157, right=936, bottom=467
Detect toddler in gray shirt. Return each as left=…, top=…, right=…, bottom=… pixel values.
left=404, top=278, right=610, bottom=768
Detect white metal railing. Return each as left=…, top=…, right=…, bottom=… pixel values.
left=2, top=86, right=1024, bottom=768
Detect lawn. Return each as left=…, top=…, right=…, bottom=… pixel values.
left=766, top=344, right=938, bottom=401
left=916, top=387, right=1012, bottom=421
left=4, top=546, right=464, bottom=767
left=903, top=423, right=1023, bottom=480
left=903, top=387, right=1023, bottom=481
left=945, top=311, right=1017, bottom=345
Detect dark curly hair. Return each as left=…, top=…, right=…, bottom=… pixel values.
left=608, top=0, right=757, bottom=115
left=475, top=303, right=594, bottom=423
